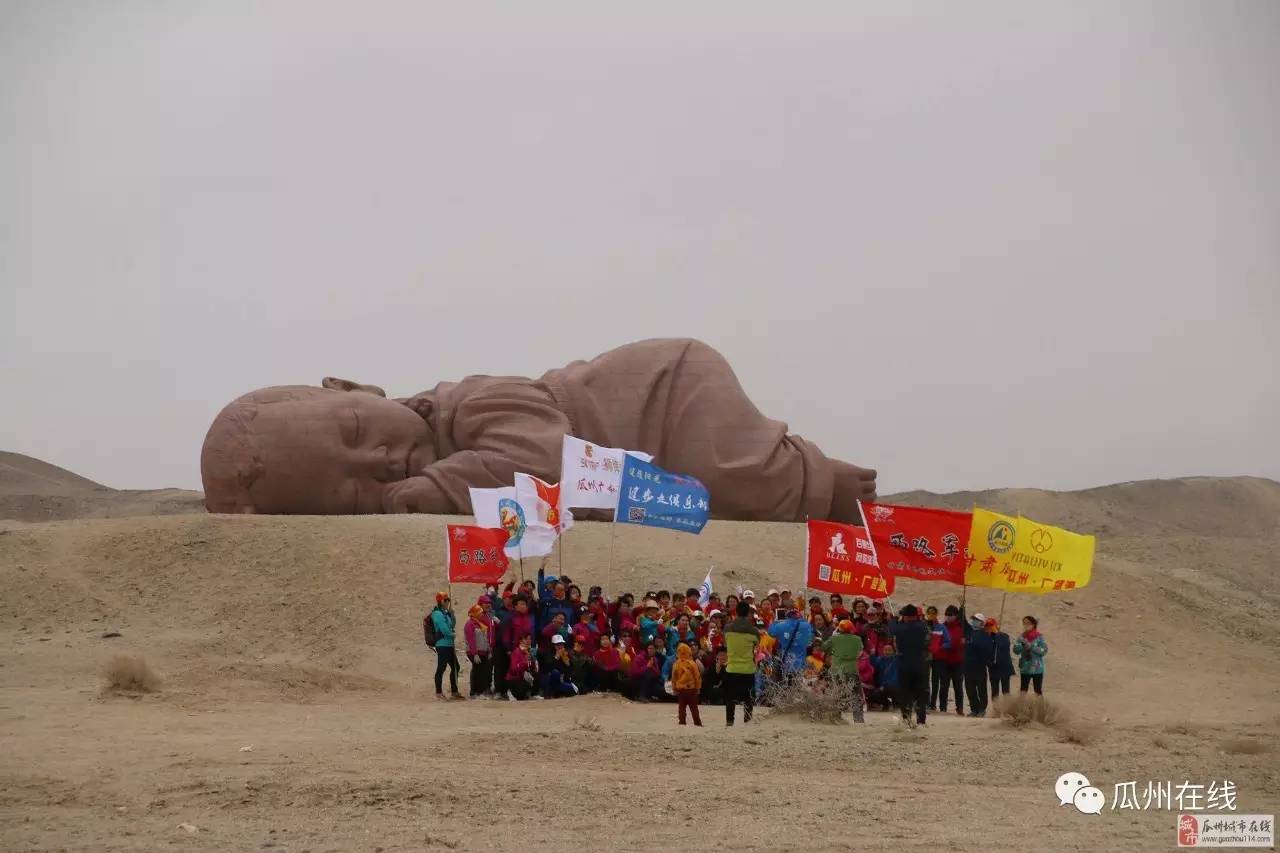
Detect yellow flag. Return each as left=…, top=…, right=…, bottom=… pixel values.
left=965, top=508, right=1095, bottom=594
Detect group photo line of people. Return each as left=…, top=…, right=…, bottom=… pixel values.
left=423, top=570, right=1050, bottom=727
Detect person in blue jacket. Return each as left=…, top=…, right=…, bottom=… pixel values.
left=428, top=592, right=462, bottom=700
left=767, top=609, right=814, bottom=679
left=963, top=609, right=993, bottom=717
left=871, top=637, right=900, bottom=710
left=536, top=567, right=576, bottom=640
left=665, top=614, right=697, bottom=657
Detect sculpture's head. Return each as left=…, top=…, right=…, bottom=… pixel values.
left=201, top=378, right=436, bottom=514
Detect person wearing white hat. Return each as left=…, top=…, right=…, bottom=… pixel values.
left=542, top=632, right=579, bottom=698
left=964, top=609, right=993, bottom=717
left=742, top=590, right=756, bottom=601
left=639, top=600, right=663, bottom=647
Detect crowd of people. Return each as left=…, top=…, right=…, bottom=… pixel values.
left=423, top=570, right=1050, bottom=728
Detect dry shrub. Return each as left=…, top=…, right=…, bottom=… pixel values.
left=1152, top=735, right=1171, bottom=750
left=992, top=693, right=1099, bottom=745
left=573, top=716, right=601, bottom=733
left=1222, top=738, right=1268, bottom=756
left=762, top=677, right=857, bottom=724
left=104, top=655, right=160, bottom=693
left=992, top=692, right=1065, bottom=727
left=1165, top=721, right=1199, bottom=736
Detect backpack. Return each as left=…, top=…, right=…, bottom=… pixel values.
left=423, top=609, right=440, bottom=648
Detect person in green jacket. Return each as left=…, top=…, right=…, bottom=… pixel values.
left=723, top=601, right=759, bottom=726
left=823, top=619, right=866, bottom=723
left=1011, top=615, right=1048, bottom=695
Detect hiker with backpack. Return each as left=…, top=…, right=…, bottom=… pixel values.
left=425, top=592, right=463, bottom=701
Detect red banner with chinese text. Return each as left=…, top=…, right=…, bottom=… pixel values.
left=446, top=524, right=511, bottom=584
left=860, top=502, right=971, bottom=586
left=805, top=520, right=894, bottom=599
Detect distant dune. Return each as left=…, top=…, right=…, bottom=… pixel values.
left=0, top=451, right=205, bottom=522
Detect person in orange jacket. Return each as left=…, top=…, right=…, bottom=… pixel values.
left=671, top=643, right=703, bottom=726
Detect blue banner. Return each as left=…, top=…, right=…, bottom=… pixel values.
left=616, top=454, right=710, bottom=534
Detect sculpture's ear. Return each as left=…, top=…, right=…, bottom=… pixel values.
left=321, top=377, right=387, bottom=397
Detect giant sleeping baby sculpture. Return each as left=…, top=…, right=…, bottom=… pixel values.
left=200, top=338, right=877, bottom=522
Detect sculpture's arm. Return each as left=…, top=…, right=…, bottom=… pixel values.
left=382, top=383, right=570, bottom=514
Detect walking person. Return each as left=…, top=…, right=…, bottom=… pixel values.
left=428, top=592, right=463, bottom=701
left=463, top=604, right=495, bottom=698
left=671, top=643, right=703, bottom=726
left=890, top=605, right=930, bottom=727
left=986, top=618, right=1013, bottom=699
left=1013, top=616, right=1048, bottom=694
left=723, top=601, right=759, bottom=726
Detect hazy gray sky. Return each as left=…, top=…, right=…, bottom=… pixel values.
left=2, top=2, right=1277, bottom=495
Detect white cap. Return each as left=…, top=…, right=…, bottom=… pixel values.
left=743, top=589, right=756, bottom=598
left=551, top=634, right=566, bottom=644
left=708, top=609, right=723, bottom=617
left=972, top=613, right=986, bottom=623
left=766, top=589, right=779, bottom=597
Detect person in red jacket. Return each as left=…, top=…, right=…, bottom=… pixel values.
left=571, top=608, right=601, bottom=656
left=500, top=597, right=534, bottom=655
left=592, top=635, right=623, bottom=693
left=933, top=604, right=967, bottom=715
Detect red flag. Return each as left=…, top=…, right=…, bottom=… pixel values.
left=860, top=502, right=972, bottom=585
left=805, top=520, right=893, bottom=599
left=446, top=524, right=511, bottom=584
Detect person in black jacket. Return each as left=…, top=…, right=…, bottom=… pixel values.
left=963, top=610, right=993, bottom=717
left=890, top=604, right=930, bottom=727
left=492, top=599, right=515, bottom=700
left=986, top=618, right=1014, bottom=699
left=700, top=648, right=729, bottom=705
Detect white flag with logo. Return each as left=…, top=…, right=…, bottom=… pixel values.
left=560, top=435, right=653, bottom=510
left=468, top=486, right=557, bottom=558
left=513, top=472, right=574, bottom=534
left=697, top=568, right=714, bottom=609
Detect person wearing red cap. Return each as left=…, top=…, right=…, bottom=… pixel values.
left=428, top=592, right=463, bottom=701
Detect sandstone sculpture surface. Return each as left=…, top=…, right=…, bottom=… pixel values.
left=201, top=338, right=876, bottom=521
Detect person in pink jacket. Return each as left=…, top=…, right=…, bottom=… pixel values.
left=505, top=635, right=536, bottom=701
left=463, top=605, right=495, bottom=699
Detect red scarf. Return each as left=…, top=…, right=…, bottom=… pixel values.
left=1023, top=628, right=1041, bottom=642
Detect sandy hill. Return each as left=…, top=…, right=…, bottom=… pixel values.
left=1, top=470, right=1278, bottom=851
left=0, top=451, right=204, bottom=522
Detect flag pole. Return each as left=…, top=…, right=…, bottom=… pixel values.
left=998, top=591, right=1007, bottom=627
left=608, top=516, right=617, bottom=592
left=558, top=528, right=565, bottom=578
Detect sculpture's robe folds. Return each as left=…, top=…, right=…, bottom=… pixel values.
left=409, top=339, right=840, bottom=521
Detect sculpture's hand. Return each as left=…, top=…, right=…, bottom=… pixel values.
left=382, top=476, right=453, bottom=514
left=401, top=394, right=434, bottom=421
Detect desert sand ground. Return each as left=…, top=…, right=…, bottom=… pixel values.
left=2, top=457, right=1278, bottom=851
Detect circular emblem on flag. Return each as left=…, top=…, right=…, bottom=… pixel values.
left=497, top=498, right=525, bottom=547
left=1030, top=528, right=1053, bottom=553
left=987, top=519, right=1016, bottom=554
left=545, top=506, right=560, bottom=528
